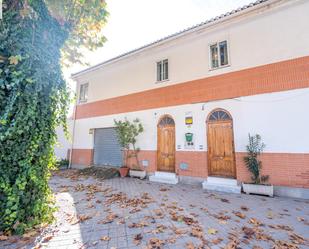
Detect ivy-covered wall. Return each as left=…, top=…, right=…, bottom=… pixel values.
left=0, top=0, right=69, bottom=233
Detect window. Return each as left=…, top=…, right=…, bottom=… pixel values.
left=157, top=59, right=168, bottom=82
left=79, top=83, right=88, bottom=103
left=210, top=40, right=229, bottom=69
left=208, top=109, right=232, bottom=121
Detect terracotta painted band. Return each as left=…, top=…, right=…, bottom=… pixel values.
left=70, top=149, right=309, bottom=188
left=75, top=56, right=309, bottom=119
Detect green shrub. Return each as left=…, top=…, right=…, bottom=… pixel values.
left=114, top=118, right=144, bottom=169
left=0, top=0, right=107, bottom=234
left=243, top=134, right=269, bottom=184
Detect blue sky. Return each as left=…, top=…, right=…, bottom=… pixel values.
left=67, top=0, right=254, bottom=81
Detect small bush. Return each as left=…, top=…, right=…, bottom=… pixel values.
left=244, top=134, right=269, bottom=184
left=114, top=118, right=144, bottom=169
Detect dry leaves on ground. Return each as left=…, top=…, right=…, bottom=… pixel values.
left=220, top=198, right=230, bottom=203
left=0, top=235, right=8, bottom=241
left=241, top=206, right=249, bottom=211
left=207, top=228, right=218, bottom=235
left=224, top=232, right=240, bottom=249
left=146, top=238, right=165, bottom=249
left=98, top=212, right=119, bottom=224
left=233, top=211, right=246, bottom=219
left=249, top=218, right=263, bottom=227
left=133, top=233, right=143, bottom=245
left=212, top=237, right=223, bottom=245
left=186, top=241, right=195, bottom=249
left=213, top=212, right=231, bottom=221
left=289, top=233, right=308, bottom=245
left=191, top=225, right=204, bottom=239
left=100, top=236, right=110, bottom=241
left=128, top=220, right=149, bottom=228
left=269, top=224, right=293, bottom=231
left=272, top=240, right=300, bottom=249
left=150, top=224, right=167, bottom=234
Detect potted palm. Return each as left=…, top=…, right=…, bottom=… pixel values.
left=114, top=118, right=145, bottom=179
left=242, top=134, right=273, bottom=197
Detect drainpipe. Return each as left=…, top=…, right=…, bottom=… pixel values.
left=69, top=83, right=78, bottom=169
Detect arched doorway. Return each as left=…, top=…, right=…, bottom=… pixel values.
left=157, top=115, right=175, bottom=172
left=207, top=109, right=236, bottom=178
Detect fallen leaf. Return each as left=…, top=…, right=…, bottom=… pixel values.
left=41, top=235, right=53, bottom=243
left=249, top=218, right=263, bottom=227
left=233, top=211, right=246, bottom=219
left=269, top=224, right=293, bottom=231
left=147, top=238, right=165, bottom=248
left=207, top=228, right=218, bottom=235
left=186, top=241, right=195, bottom=249
left=242, top=226, right=255, bottom=239
left=212, top=237, right=223, bottom=245
left=173, top=227, right=188, bottom=235
left=297, top=217, right=304, bottom=222
left=240, top=206, right=249, bottom=211
left=77, top=214, right=92, bottom=222
left=289, top=233, right=306, bottom=245
left=213, top=213, right=230, bottom=221
left=191, top=226, right=204, bottom=239
left=221, top=198, right=230, bottom=203
left=100, top=236, right=110, bottom=241
left=272, top=240, right=299, bottom=249
left=128, top=220, right=149, bottom=228
left=166, top=236, right=177, bottom=244
left=0, top=235, right=8, bottom=241
left=224, top=237, right=239, bottom=249
left=133, top=233, right=143, bottom=245
left=183, top=216, right=197, bottom=226
left=267, top=211, right=274, bottom=219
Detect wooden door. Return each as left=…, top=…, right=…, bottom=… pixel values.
left=207, top=110, right=236, bottom=178
left=157, top=116, right=175, bottom=172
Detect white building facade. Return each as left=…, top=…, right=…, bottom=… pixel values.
left=70, top=0, right=309, bottom=197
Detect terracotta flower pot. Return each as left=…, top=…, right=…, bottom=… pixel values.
left=119, top=167, right=129, bottom=177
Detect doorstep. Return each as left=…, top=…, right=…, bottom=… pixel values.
left=149, top=171, right=179, bottom=184
left=202, top=176, right=241, bottom=194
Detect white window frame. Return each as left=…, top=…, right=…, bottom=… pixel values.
left=209, top=40, right=230, bottom=70
left=156, top=59, right=169, bottom=82
left=79, top=83, right=88, bottom=103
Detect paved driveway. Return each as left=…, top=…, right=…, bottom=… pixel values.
left=1, top=170, right=309, bottom=249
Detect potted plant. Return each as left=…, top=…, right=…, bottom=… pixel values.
left=119, top=166, right=129, bottom=178
left=114, top=118, right=146, bottom=179
left=242, top=134, right=273, bottom=197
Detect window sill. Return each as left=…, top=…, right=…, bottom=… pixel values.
left=209, top=64, right=230, bottom=71
left=155, top=79, right=169, bottom=84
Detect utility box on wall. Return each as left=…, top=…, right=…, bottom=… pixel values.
left=185, top=111, right=193, bottom=127
left=184, top=132, right=195, bottom=149
left=184, top=112, right=195, bottom=149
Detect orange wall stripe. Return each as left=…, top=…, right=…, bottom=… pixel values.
left=75, top=56, right=309, bottom=119
left=71, top=149, right=309, bottom=188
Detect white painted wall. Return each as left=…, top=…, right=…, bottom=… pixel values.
left=55, top=119, right=73, bottom=159
left=73, top=88, right=309, bottom=153
left=74, top=0, right=309, bottom=103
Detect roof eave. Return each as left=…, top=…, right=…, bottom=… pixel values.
left=71, top=0, right=281, bottom=80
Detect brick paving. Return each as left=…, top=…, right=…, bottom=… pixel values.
left=1, top=170, right=309, bottom=249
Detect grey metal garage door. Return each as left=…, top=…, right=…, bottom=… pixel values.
left=93, top=128, right=123, bottom=167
